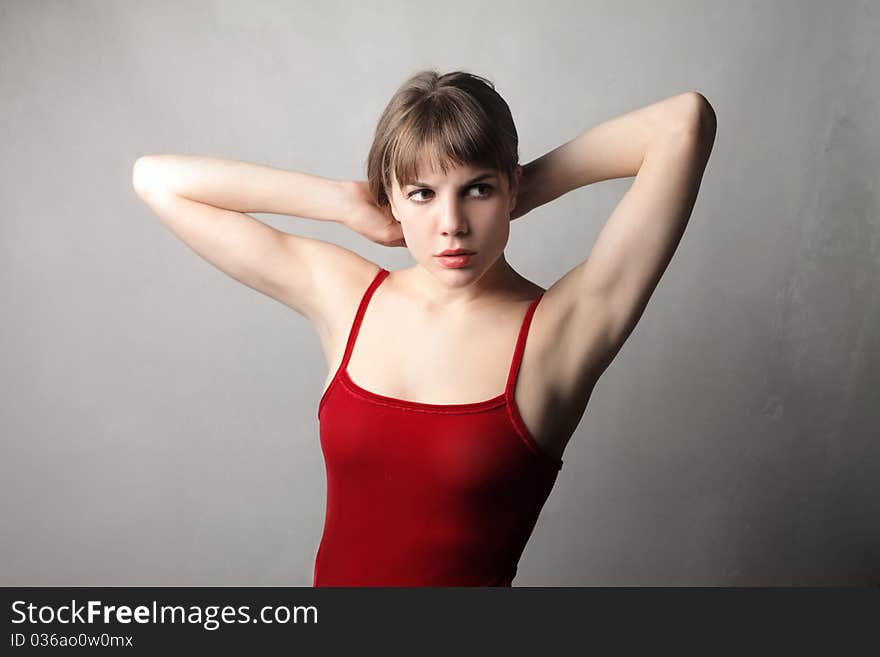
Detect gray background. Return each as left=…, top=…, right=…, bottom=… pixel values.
left=2, top=0, right=878, bottom=586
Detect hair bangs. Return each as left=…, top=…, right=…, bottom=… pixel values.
left=389, top=106, right=502, bottom=190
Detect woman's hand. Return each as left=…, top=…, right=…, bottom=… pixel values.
left=342, top=181, right=407, bottom=248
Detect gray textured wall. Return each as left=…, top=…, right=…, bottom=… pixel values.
left=2, top=0, right=877, bottom=586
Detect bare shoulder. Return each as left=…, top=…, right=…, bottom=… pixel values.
left=289, top=236, right=381, bottom=350
left=528, top=265, right=611, bottom=402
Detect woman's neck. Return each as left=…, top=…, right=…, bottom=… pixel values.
left=398, top=254, right=533, bottom=314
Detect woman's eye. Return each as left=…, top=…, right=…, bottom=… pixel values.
left=408, top=189, right=432, bottom=202
left=408, top=184, right=493, bottom=203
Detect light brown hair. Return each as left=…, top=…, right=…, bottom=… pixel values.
left=366, top=70, right=519, bottom=210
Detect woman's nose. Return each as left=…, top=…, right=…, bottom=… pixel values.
left=439, top=195, right=468, bottom=234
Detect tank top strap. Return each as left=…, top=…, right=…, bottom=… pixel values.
left=504, top=293, right=545, bottom=400
left=339, top=267, right=390, bottom=372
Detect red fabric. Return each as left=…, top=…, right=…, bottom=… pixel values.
left=314, top=268, right=563, bottom=586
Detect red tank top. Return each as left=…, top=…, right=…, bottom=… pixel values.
left=314, top=267, right=563, bottom=586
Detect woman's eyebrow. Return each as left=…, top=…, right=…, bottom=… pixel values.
left=408, top=172, right=497, bottom=188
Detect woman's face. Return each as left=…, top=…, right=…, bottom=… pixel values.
left=388, top=159, right=522, bottom=283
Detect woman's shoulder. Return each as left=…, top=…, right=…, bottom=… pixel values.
left=317, top=257, right=383, bottom=338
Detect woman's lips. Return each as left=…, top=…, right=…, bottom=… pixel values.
left=435, top=253, right=474, bottom=268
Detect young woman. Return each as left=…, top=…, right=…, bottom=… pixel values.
left=132, top=70, right=716, bottom=586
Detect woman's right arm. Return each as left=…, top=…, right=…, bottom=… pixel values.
left=131, top=155, right=377, bottom=333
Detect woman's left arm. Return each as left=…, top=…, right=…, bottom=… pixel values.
left=512, top=92, right=715, bottom=220
left=518, top=92, right=716, bottom=402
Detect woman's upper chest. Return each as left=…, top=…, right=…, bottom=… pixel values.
left=318, top=274, right=577, bottom=461
left=336, top=291, right=531, bottom=404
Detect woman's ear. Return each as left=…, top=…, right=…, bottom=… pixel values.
left=386, top=185, right=401, bottom=222
left=509, top=164, right=523, bottom=212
